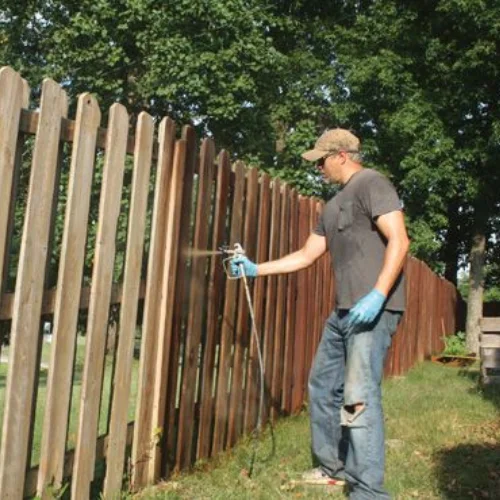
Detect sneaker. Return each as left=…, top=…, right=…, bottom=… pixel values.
left=298, top=467, right=346, bottom=486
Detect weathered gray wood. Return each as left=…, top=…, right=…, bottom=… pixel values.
left=480, top=347, right=500, bottom=366
left=132, top=117, right=176, bottom=488
left=0, top=281, right=146, bottom=320
left=480, top=333, right=500, bottom=349
left=42, top=92, right=101, bottom=500
left=480, top=317, right=500, bottom=333
left=104, top=112, right=154, bottom=497
left=0, top=78, right=68, bottom=500
left=38, top=103, right=124, bottom=497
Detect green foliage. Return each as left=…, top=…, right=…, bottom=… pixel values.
left=3, top=0, right=500, bottom=283
left=441, top=331, right=468, bottom=356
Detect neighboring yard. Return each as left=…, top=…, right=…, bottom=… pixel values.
left=136, top=362, right=500, bottom=500
left=0, top=334, right=140, bottom=468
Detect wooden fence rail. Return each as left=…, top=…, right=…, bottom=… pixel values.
left=0, top=67, right=459, bottom=499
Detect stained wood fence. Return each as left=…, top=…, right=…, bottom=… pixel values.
left=0, top=66, right=459, bottom=499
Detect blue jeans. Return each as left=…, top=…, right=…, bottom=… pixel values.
left=308, top=309, right=401, bottom=499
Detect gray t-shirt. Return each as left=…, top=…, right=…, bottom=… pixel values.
left=314, top=168, right=406, bottom=311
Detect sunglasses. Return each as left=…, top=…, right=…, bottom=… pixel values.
left=316, top=152, right=338, bottom=168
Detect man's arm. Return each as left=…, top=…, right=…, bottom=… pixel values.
left=373, top=210, right=410, bottom=297
left=256, top=233, right=327, bottom=276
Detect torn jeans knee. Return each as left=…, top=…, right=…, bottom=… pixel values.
left=341, top=403, right=366, bottom=427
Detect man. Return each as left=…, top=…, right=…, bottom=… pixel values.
left=231, top=128, right=409, bottom=499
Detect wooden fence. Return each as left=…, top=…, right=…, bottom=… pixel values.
left=0, top=66, right=459, bottom=499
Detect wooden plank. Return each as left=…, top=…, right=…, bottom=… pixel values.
left=291, top=197, right=310, bottom=412
left=311, top=202, right=324, bottom=361
left=408, top=258, right=420, bottom=373
left=196, top=150, right=231, bottom=460
left=212, top=162, right=246, bottom=455
left=162, top=126, right=197, bottom=477
left=281, top=189, right=298, bottom=414
left=261, top=179, right=281, bottom=425
left=481, top=317, right=500, bottom=333
left=0, top=67, right=29, bottom=291
left=480, top=347, right=500, bottom=366
left=270, top=183, right=290, bottom=421
left=0, top=79, right=68, bottom=499
left=104, top=112, right=154, bottom=497
left=148, top=138, right=188, bottom=482
left=150, top=126, right=197, bottom=481
left=39, top=103, right=123, bottom=496
left=132, top=117, right=176, bottom=488
left=0, top=281, right=146, bottom=320
left=19, top=108, right=159, bottom=163
left=305, top=199, right=318, bottom=377
left=243, top=174, right=271, bottom=433
left=44, top=93, right=102, bottom=500
left=480, top=334, right=500, bottom=349
left=416, top=260, right=427, bottom=365
left=176, top=138, right=216, bottom=468
left=227, top=166, right=259, bottom=446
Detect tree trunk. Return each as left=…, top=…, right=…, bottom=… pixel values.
left=465, top=229, right=486, bottom=355
left=443, top=200, right=460, bottom=285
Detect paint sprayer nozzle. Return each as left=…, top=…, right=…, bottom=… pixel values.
left=218, top=243, right=245, bottom=257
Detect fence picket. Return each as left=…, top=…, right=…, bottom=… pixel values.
left=176, top=138, right=216, bottom=468
left=43, top=93, right=102, bottom=500
left=212, top=162, right=246, bottom=455
left=291, top=197, right=310, bottom=412
left=163, top=126, right=198, bottom=476
left=0, top=79, right=68, bottom=499
left=227, top=166, right=259, bottom=446
left=149, top=138, right=188, bottom=482
left=0, top=67, right=29, bottom=291
left=39, top=103, right=124, bottom=496
left=262, top=179, right=281, bottom=424
left=104, top=112, right=154, bottom=497
left=270, top=184, right=290, bottom=420
left=150, top=126, right=197, bottom=480
left=196, top=151, right=231, bottom=460
left=132, top=117, right=176, bottom=488
left=281, top=189, right=298, bottom=414
left=243, top=174, right=271, bottom=433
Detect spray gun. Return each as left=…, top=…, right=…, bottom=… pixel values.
left=219, top=243, right=246, bottom=279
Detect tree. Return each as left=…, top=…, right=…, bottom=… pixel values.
left=331, top=0, right=500, bottom=352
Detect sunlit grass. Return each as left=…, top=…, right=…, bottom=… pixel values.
left=136, top=362, right=500, bottom=500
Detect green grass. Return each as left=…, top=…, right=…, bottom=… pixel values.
left=0, top=335, right=140, bottom=468
left=135, top=362, right=500, bottom=500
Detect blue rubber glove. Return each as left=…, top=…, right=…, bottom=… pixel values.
left=229, top=255, right=258, bottom=278
left=347, top=289, right=386, bottom=333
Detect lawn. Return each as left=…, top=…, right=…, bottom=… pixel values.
left=135, top=361, right=500, bottom=500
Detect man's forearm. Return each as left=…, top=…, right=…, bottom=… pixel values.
left=374, top=236, right=409, bottom=297
left=256, top=249, right=314, bottom=276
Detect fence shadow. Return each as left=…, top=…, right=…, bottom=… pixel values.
left=433, top=442, right=500, bottom=499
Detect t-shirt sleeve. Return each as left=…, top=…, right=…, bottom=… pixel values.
left=361, top=173, right=403, bottom=219
left=314, top=212, right=326, bottom=236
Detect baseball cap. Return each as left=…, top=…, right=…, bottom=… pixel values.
left=302, top=128, right=360, bottom=162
